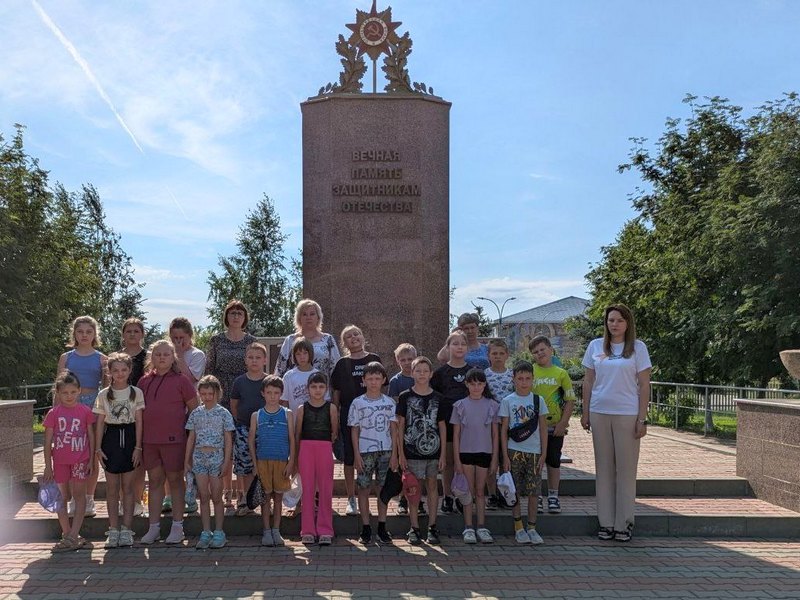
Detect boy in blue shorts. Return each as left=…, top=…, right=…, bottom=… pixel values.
left=530, top=335, right=576, bottom=514
left=499, top=361, right=548, bottom=545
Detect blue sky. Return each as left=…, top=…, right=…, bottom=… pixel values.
left=2, top=0, right=798, bottom=328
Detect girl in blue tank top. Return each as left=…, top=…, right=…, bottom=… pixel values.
left=57, top=316, right=108, bottom=408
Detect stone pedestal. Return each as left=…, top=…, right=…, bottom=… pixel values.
left=0, top=400, right=35, bottom=494
left=301, top=94, right=450, bottom=366
left=735, top=398, right=800, bottom=512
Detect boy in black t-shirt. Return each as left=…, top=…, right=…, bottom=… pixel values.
left=330, top=325, right=382, bottom=516
left=431, top=331, right=471, bottom=514
left=397, top=356, right=447, bottom=545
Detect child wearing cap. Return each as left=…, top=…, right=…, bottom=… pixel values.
left=499, top=361, right=549, bottom=545
left=349, top=362, right=399, bottom=544
left=396, top=356, right=447, bottom=545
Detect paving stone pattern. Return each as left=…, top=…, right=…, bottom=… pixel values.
left=0, top=538, right=798, bottom=600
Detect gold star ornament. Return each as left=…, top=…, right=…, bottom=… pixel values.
left=345, top=1, right=402, bottom=61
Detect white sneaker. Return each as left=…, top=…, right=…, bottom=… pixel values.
left=462, top=528, right=477, bottom=544
left=118, top=526, right=134, bottom=547
left=271, top=528, right=285, bottom=546
left=84, top=496, right=96, bottom=517
left=527, top=528, right=544, bottom=545
left=346, top=497, right=359, bottom=516
left=476, top=528, right=494, bottom=544
left=104, top=528, right=120, bottom=549
left=165, top=523, right=185, bottom=544
left=515, top=528, right=532, bottom=544
left=140, top=525, right=161, bottom=545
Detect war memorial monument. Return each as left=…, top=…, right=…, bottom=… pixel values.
left=301, top=2, right=450, bottom=365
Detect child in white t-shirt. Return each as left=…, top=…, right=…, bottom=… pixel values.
left=281, top=337, right=329, bottom=412
left=348, top=361, right=398, bottom=544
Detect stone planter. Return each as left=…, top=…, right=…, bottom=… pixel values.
left=779, top=350, right=800, bottom=379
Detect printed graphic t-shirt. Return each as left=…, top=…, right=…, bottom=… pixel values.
left=347, top=393, right=397, bottom=453
left=186, top=403, right=235, bottom=448
left=93, top=385, right=145, bottom=425
left=498, top=392, right=548, bottom=455
left=484, top=368, right=514, bottom=402
left=533, top=364, right=576, bottom=427
left=331, top=353, right=382, bottom=408
left=396, top=388, right=446, bottom=460
left=43, top=403, right=96, bottom=464
left=281, top=367, right=330, bottom=413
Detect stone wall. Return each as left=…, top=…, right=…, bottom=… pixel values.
left=736, top=399, right=800, bottom=512
left=0, top=400, right=35, bottom=497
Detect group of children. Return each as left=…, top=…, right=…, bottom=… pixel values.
left=42, top=315, right=576, bottom=551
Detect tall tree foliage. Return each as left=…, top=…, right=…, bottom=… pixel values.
left=587, top=94, right=800, bottom=387
left=0, top=126, right=145, bottom=389
left=207, top=195, right=298, bottom=336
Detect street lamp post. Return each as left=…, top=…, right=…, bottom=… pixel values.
left=476, top=296, right=516, bottom=336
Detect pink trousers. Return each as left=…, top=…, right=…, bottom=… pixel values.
left=298, top=439, right=334, bottom=537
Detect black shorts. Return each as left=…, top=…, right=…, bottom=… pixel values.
left=459, top=452, right=492, bottom=469
left=546, top=432, right=565, bottom=469
left=101, top=423, right=137, bottom=474
left=339, top=404, right=355, bottom=467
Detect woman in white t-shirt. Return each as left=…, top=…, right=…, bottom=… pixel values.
left=580, top=304, right=651, bottom=543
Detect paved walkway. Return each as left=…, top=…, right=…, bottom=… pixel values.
left=1, top=537, right=798, bottom=599
left=30, top=420, right=739, bottom=482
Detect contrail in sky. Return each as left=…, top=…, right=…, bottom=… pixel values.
left=31, top=0, right=144, bottom=154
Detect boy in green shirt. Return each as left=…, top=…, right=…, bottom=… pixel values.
left=530, top=336, right=576, bottom=514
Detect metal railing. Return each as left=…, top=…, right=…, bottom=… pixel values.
left=649, top=381, right=800, bottom=434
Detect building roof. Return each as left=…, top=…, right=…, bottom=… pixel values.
left=495, top=296, right=590, bottom=325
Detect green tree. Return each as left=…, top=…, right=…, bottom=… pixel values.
left=472, top=304, right=494, bottom=337
left=587, top=94, right=800, bottom=387
left=0, top=125, right=144, bottom=388
left=207, top=195, right=295, bottom=336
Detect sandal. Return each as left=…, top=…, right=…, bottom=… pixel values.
left=52, top=535, right=79, bottom=553
left=597, top=527, right=615, bottom=541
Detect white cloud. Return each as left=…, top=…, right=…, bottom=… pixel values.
left=141, top=297, right=210, bottom=330
left=451, top=277, right=588, bottom=319
left=133, top=264, right=200, bottom=284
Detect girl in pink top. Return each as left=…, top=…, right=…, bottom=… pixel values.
left=138, top=340, right=199, bottom=545
left=43, top=371, right=96, bottom=552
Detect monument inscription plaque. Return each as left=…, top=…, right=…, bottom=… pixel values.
left=302, top=2, right=450, bottom=366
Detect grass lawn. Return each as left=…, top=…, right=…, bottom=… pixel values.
left=649, top=411, right=737, bottom=439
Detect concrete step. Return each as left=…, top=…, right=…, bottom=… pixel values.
left=14, top=476, right=753, bottom=501
left=5, top=496, right=798, bottom=542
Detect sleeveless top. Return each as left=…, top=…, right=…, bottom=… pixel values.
left=301, top=401, right=332, bottom=441
left=256, top=407, right=290, bottom=460
left=65, top=350, right=103, bottom=389
left=126, top=349, right=146, bottom=387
